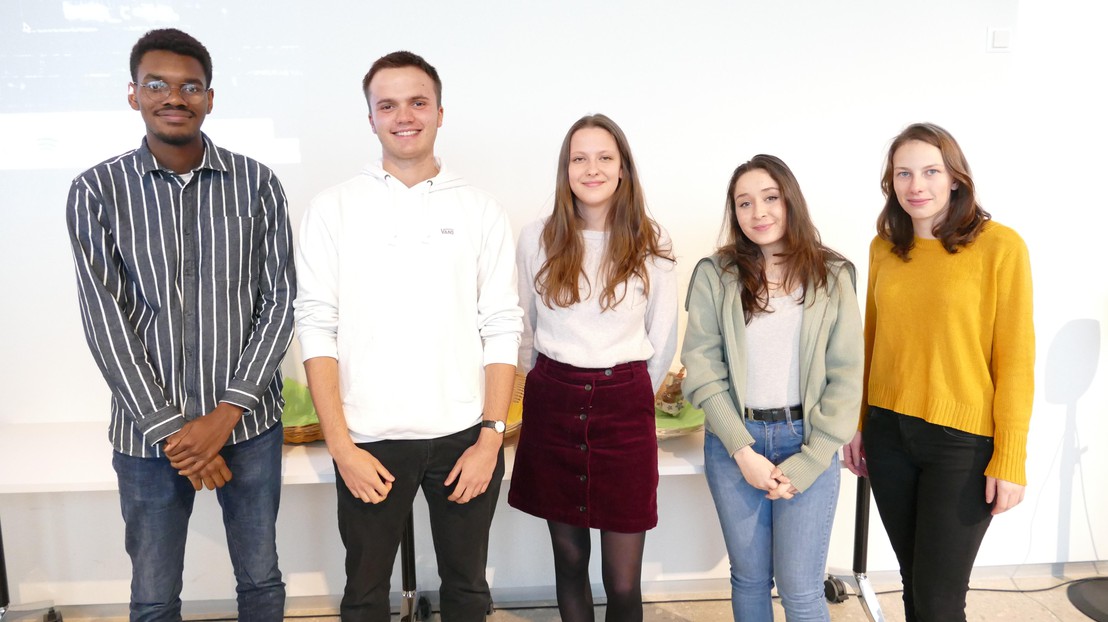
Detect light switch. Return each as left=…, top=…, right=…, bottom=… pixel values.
left=988, top=27, right=1012, bottom=52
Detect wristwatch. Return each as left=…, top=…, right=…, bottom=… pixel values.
left=480, top=419, right=506, bottom=434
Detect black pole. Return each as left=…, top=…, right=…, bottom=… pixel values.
left=853, top=476, right=871, bottom=575
left=400, top=512, right=416, bottom=592
left=1, top=515, right=10, bottom=610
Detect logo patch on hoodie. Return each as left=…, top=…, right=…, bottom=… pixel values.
left=440, top=228, right=454, bottom=235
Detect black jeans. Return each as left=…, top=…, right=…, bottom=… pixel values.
left=335, top=424, right=505, bottom=622
left=862, top=407, right=994, bottom=622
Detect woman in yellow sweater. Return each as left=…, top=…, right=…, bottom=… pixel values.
left=842, top=123, right=1034, bottom=622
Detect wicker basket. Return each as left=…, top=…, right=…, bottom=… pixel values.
left=505, top=371, right=526, bottom=440
left=284, top=422, right=323, bottom=444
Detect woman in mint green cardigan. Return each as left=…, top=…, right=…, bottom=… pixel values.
left=681, top=154, right=863, bottom=622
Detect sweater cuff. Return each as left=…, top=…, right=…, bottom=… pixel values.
left=703, top=392, right=754, bottom=457
left=985, top=427, right=1029, bottom=486
left=777, top=430, right=842, bottom=492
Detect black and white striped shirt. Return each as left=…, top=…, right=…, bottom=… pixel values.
left=66, top=134, right=296, bottom=458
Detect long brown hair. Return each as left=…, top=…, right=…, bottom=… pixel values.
left=536, top=114, right=672, bottom=310
left=717, top=154, right=845, bottom=323
left=878, top=122, right=991, bottom=260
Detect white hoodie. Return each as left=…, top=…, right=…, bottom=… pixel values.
left=294, top=162, right=523, bottom=441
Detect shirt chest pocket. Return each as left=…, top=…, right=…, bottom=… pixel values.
left=205, top=215, right=264, bottom=283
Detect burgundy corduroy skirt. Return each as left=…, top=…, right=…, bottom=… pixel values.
left=508, top=353, right=659, bottom=533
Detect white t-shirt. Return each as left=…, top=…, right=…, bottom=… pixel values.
left=744, top=289, right=803, bottom=409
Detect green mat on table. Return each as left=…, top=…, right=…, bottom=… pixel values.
left=655, top=402, right=704, bottom=432
left=281, top=378, right=319, bottom=427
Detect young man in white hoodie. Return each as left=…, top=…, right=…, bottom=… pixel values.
left=294, top=51, right=523, bottom=621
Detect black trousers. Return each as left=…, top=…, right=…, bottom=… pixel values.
left=862, top=406, right=994, bottom=622
left=335, top=424, right=505, bottom=622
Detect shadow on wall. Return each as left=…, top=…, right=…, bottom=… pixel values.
left=1044, top=318, right=1100, bottom=574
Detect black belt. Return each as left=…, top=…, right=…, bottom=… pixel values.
left=745, top=405, right=803, bottom=422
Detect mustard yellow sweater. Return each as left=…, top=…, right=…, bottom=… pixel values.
left=863, top=221, right=1035, bottom=485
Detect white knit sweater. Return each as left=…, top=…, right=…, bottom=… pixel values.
left=516, top=218, right=678, bottom=392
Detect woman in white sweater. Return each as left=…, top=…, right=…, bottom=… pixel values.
left=508, top=114, right=678, bottom=622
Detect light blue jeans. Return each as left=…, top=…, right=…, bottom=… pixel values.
left=704, top=421, right=840, bottom=622
left=112, top=422, right=286, bottom=622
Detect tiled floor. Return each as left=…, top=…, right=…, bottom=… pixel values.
left=11, top=573, right=1102, bottom=620
left=277, top=575, right=1101, bottom=621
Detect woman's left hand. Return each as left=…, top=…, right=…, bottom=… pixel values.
left=985, top=476, right=1025, bottom=515
left=842, top=431, right=868, bottom=478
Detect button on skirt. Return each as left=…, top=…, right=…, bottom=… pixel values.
left=508, top=353, right=659, bottom=533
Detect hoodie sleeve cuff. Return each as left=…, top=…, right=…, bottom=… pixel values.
left=298, top=332, right=339, bottom=362
left=483, top=333, right=522, bottom=367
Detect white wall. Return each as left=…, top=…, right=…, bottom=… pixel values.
left=1, top=0, right=1105, bottom=608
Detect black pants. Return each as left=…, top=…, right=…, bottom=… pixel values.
left=335, top=424, right=505, bottom=622
left=862, top=407, right=994, bottom=622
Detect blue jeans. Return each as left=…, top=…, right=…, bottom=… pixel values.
left=704, top=423, right=840, bottom=622
left=112, top=423, right=286, bottom=622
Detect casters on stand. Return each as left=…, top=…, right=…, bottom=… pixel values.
left=824, top=575, right=849, bottom=604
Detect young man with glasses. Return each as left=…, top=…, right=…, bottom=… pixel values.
left=295, top=51, right=522, bottom=621
left=65, top=28, right=295, bottom=621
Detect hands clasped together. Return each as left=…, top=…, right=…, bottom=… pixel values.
left=734, top=445, right=799, bottom=500
left=162, top=402, right=242, bottom=491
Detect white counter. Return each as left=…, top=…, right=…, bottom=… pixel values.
left=0, top=421, right=706, bottom=493
left=1, top=421, right=747, bottom=612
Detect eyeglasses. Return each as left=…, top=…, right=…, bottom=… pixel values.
left=132, top=80, right=210, bottom=103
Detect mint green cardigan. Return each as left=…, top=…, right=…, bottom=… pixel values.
left=680, top=255, right=864, bottom=492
